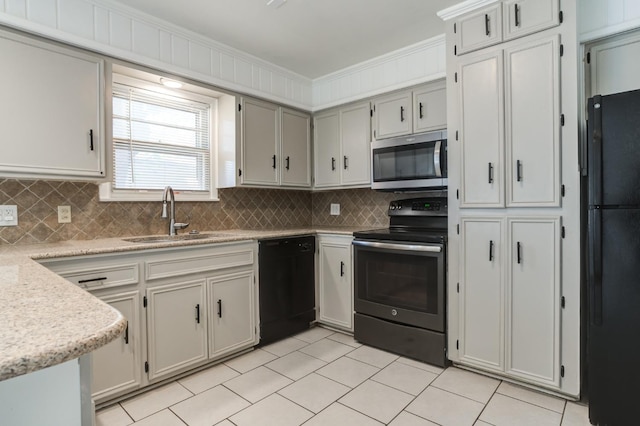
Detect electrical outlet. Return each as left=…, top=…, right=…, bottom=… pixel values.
left=330, top=203, right=340, bottom=216
left=58, top=206, right=72, bottom=223
left=0, top=205, right=18, bottom=226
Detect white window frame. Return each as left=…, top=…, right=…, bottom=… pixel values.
left=99, top=73, right=219, bottom=202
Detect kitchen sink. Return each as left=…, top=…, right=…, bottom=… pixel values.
left=122, top=233, right=235, bottom=243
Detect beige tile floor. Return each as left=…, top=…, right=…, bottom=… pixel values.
left=96, top=327, right=591, bottom=426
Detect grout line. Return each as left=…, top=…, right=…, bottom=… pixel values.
left=495, top=387, right=567, bottom=414
left=472, top=379, right=501, bottom=425
left=166, top=406, right=189, bottom=425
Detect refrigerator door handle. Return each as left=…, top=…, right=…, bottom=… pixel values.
left=589, top=207, right=603, bottom=325
left=589, top=95, right=603, bottom=206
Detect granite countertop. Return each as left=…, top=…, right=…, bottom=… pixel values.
left=0, top=226, right=369, bottom=381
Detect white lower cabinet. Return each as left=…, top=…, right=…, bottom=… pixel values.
left=459, top=218, right=505, bottom=372
left=146, top=280, right=208, bottom=382
left=208, top=271, right=256, bottom=358
left=39, top=241, right=258, bottom=404
left=458, top=216, right=561, bottom=389
left=90, top=291, right=143, bottom=401
left=317, top=234, right=353, bottom=331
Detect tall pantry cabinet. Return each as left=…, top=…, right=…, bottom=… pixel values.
left=442, top=0, right=581, bottom=397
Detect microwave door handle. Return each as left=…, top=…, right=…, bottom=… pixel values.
left=434, top=141, right=442, bottom=177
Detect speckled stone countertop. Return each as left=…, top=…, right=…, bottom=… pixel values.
left=0, top=227, right=368, bottom=381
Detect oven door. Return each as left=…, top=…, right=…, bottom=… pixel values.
left=353, top=239, right=445, bottom=332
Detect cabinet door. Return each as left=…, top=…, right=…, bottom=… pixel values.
left=507, top=218, right=561, bottom=387
left=503, top=0, right=560, bottom=42
left=318, top=238, right=353, bottom=331
left=91, top=291, right=142, bottom=402
left=209, top=271, right=256, bottom=358
left=459, top=218, right=505, bottom=372
left=314, top=111, right=341, bottom=187
left=0, top=31, right=104, bottom=178
left=413, top=85, right=447, bottom=133
left=373, top=91, right=412, bottom=139
left=240, top=98, right=279, bottom=185
left=340, top=102, right=371, bottom=186
left=459, top=50, right=505, bottom=208
left=505, top=35, right=560, bottom=207
left=281, top=108, right=311, bottom=187
left=456, top=4, right=502, bottom=55
left=147, top=280, right=207, bottom=381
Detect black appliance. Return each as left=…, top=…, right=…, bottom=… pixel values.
left=587, top=88, right=640, bottom=425
left=353, top=194, right=448, bottom=367
left=258, top=236, right=315, bottom=346
left=371, top=130, right=447, bottom=191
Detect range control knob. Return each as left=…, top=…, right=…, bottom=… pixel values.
left=389, top=203, right=396, bottom=210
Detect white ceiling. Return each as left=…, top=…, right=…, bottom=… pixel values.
left=116, top=0, right=461, bottom=79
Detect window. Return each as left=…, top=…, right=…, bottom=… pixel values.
left=100, top=73, right=218, bottom=201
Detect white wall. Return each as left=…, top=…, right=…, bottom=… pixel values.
left=580, top=0, right=640, bottom=42
left=0, top=0, right=446, bottom=111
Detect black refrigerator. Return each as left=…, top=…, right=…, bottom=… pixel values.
left=587, top=88, right=640, bottom=425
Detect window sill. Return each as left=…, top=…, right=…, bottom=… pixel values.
left=98, top=183, right=219, bottom=202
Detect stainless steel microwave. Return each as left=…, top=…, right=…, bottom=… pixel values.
left=371, top=130, right=447, bottom=191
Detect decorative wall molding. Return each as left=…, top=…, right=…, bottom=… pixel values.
left=579, top=0, right=640, bottom=42
left=312, top=35, right=446, bottom=111
left=0, top=0, right=313, bottom=109
left=0, top=0, right=448, bottom=111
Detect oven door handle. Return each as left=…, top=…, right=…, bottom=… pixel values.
left=353, top=240, right=442, bottom=253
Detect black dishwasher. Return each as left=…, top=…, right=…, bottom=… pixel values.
left=258, top=235, right=315, bottom=345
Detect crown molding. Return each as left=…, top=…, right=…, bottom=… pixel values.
left=437, top=0, right=500, bottom=21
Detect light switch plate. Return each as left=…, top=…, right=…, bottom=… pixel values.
left=0, top=205, right=18, bottom=226
left=58, top=206, right=72, bottom=223
left=330, top=203, right=340, bottom=215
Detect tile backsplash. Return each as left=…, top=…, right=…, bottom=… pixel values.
left=0, top=179, right=396, bottom=245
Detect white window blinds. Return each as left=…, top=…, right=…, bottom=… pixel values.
left=112, top=83, right=211, bottom=191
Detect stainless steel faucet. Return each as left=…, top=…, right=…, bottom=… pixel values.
left=161, top=186, right=189, bottom=235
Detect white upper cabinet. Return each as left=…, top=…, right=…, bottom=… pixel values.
left=373, top=91, right=413, bottom=140
left=459, top=49, right=505, bottom=208
left=503, top=0, right=560, bottom=41
left=505, top=35, right=560, bottom=207
left=314, top=101, right=370, bottom=189
left=455, top=1, right=560, bottom=55
left=239, top=98, right=280, bottom=186
left=455, top=4, right=503, bottom=55
left=0, top=30, right=104, bottom=179
left=281, top=108, right=311, bottom=187
left=313, top=111, right=341, bottom=188
left=340, top=102, right=371, bottom=186
left=373, top=81, right=447, bottom=141
left=239, top=97, right=310, bottom=188
left=413, top=84, right=448, bottom=134
left=459, top=33, right=560, bottom=208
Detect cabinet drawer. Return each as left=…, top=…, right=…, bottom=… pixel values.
left=57, top=264, right=139, bottom=291
left=145, top=245, right=255, bottom=281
